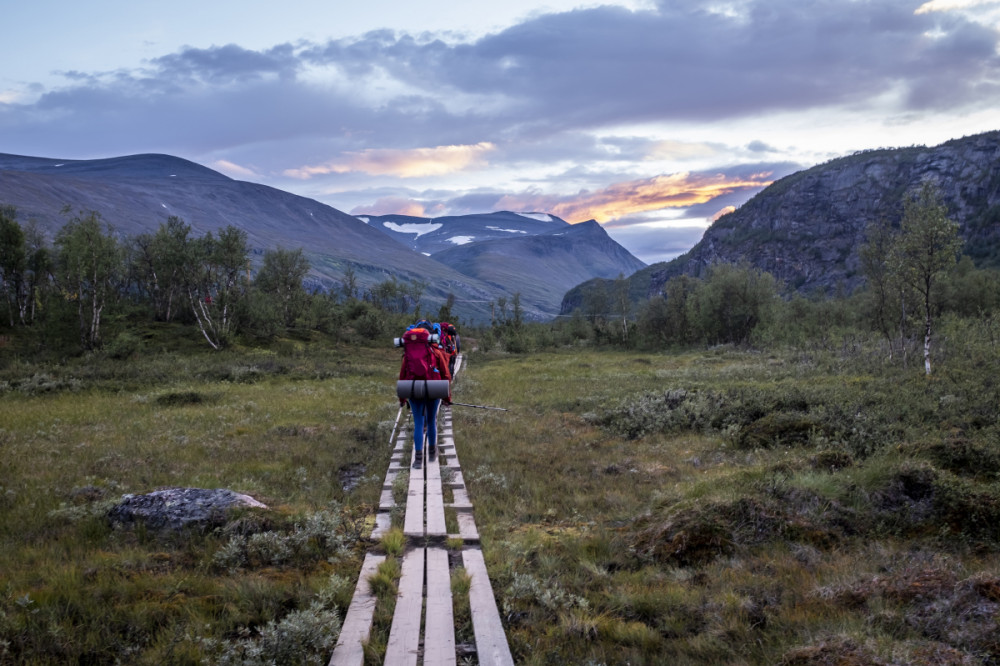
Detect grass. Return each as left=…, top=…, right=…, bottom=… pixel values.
left=2, top=333, right=1000, bottom=663
left=455, top=345, right=1000, bottom=664
left=0, top=339, right=401, bottom=664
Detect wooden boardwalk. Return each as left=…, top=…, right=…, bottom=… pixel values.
left=330, top=356, right=514, bottom=666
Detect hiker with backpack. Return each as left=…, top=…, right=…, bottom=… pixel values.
left=398, top=321, right=452, bottom=469
left=439, top=321, right=460, bottom=376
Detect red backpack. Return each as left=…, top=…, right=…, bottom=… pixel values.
left=401, top=327, right=438, bottom=380
left=439, top=322, right=456, bottom=355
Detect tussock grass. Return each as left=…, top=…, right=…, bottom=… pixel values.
left=4, top=339, right=1000, bottom=663
left=455, top=346, right=1000, bottom=664
left=0, top=341, right=400, bottom=663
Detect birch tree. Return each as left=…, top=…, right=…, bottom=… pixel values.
left=889, top=182, right=963, bottom=375
left=184, top=225, right=250, bottom=349
left=0, top=205, right=27, bottom=327
left=55, top=210, right=122, bottom=349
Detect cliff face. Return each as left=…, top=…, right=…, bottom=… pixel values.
left=648, top=131, right=1000, bottom=296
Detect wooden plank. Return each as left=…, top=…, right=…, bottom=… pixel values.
left=370, top=512, right=391, bottom=541
left=424, top=547, right=457, bottom=665
left=462, top=548, right=514, bottom=666
left=328, top=553, right=386, bottom=666
left=456, top=512, right=480, bottom=542
left=385, top=547, right=425, bottom=666
left=450, top=488, right=473, bottom=512
left=402, top=451, right=425, bottom=538
left=425, top=450, right=447, bottom=538
left=379, top=488, right=395, bottom=511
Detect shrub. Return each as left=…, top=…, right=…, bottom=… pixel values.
left=922, top=434, right=1000, bottom=479
left=105, top=331, right=142, bottom=359
left=198, top=601, right=341, bottom=666
left=154, top=390, right=206, bottom=406
left=734, top=412, right=826, bottom=449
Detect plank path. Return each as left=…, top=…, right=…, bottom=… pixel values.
left=329, top=355, right=514, bottom=665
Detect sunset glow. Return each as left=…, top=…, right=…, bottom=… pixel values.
left=285, top=143, right=496, bottom=179
left=495, top=172, right=774, bottom=224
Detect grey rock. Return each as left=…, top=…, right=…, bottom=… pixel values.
left=108, top=487, right=267, bottom=531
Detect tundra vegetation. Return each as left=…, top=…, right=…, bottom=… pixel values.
left=1, top=190, right=1000, bottom=663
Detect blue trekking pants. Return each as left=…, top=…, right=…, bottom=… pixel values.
left=408, top=398, right=441, bottom=452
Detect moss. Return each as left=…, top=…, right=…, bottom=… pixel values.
left=735, top=412, right=825, bottom=449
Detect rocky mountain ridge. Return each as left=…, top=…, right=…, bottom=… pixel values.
left=562, top=130, right=1000, bottom=313
left=650, top=130, right=1000, bottom=295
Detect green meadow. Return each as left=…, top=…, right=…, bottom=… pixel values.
left=2, top=328, right=1000, bottom=664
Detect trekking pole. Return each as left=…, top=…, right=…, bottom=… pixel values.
left=450, top=402, right=509, bottom=412
left=388, top=406, right=404, bottom=447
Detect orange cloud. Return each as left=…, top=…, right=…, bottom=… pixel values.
left=713, top=205, right=737, bottom=220
left=285, top=142, right=495, bottom=179
left=497, top=171, right=773, bottom=223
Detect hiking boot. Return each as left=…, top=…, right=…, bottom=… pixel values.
left=412, top=456, right=422, bottom=469
left=428, top=445, right=437, bottom=461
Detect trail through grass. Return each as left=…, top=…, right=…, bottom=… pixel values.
left=2, top=342, right=1000, bottom=663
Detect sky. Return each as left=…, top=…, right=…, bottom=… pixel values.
left=2, top=0, right=999, bottom=265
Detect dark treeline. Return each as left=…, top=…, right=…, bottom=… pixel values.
left=0, top=206, right=452, bottom=357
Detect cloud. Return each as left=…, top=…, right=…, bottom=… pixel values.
left=351, top=196, right=429, bottom=217
left=746, top=140, right=777, bottom=153
left=211, top=159, right=260, bottom=179
left=4, top=0, right=999, bottom=164
left=491, top=170, right=776, bottom=223
left=150, top=43, right=302, bottom=84
left=284, top=142, right=496, bottom=179
left=335, top=160, right=801, bottom=228
left=915, top=0, right=1000, bottom=13
left=603, top=222, right=710, bottom=265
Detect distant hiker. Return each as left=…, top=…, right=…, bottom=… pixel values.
left=439, top=321, right=460, bottom=376
left=399, top=323, right=452, bottom=468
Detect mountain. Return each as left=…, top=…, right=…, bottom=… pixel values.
left=0, top=153, right=521, bottom=320
left=432, top=220, right=646, bottom=315
left=562, top=130, right=1000, bottom=313
left=359, top=211, right=570, bottom=255
left=0, top=152, right=644, bottom=321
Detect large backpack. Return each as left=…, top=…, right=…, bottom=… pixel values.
left=439, top=321, right=456, bottom=355
left=401, top=327, right=438, bottom=380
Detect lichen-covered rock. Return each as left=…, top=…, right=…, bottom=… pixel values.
left=108, top=487, right=267, bottom=531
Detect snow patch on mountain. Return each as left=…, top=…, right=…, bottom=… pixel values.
left=383, top=221, right=442, bottom=237
left=448, top=236, right=475, bottom=245
left=516, top=212, right=557, bottom=222
left=487, top=226, right=528, bottom=234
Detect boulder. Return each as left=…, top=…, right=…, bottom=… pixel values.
left=108, top=487, right=267, bottom=531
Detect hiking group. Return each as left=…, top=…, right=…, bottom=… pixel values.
left=396, top=320, right=460, bottom=469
